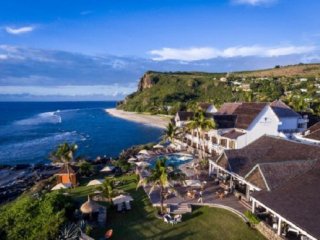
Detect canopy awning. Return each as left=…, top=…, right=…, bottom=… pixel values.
left=100, top=165, right=115, bottom=172
left=153, top=144, right=164, bottom=149
left=112, top=194, right=134, bottom=205
left=138, top=149, right=150, bottom=155
left=128, top=157, right=137, bottom=163
left=184, top=180, right=202, bottom=188
left=51, top=183, right=71, bottom=191
left=135, top=161, right=150, bottom=168
left=87, top=179, right=104, bottom=186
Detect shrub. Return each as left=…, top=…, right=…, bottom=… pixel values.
left=244, top=210, right=260, bottom=225
left=0, top=192, right=76, bottom=240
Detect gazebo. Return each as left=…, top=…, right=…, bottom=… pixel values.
left=55, top=164, right=77, bottom=186
left=80, top=196, right=106, bottom=224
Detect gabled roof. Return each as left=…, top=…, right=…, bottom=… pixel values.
left=216, top=102, right=268, bottom=129
left=176, top=111, right=194, bottom=121
left=252, top=161, right=320, bottom=239
left=217, top=135, right=320, bottom=177
left=304, top=121, right=320, bottom=141
left=245, top=160, right=317, bottom=191
left=270, top=100, right=301, bottom=118
left=212, top=114, right=237, bottom=129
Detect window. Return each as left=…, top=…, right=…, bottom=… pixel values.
left=212, top=136, right=218, bottom=144
left=229, top=141, right=236, bottom=149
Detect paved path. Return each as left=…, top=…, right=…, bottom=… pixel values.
left=144, top=181, right=248, bottom=218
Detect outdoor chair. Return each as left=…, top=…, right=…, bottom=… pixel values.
left=174, top=214, right=182, bottom=223
left=163, top=214, right=175, bottom=225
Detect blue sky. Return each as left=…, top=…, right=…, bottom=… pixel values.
left=0, top=0, right=320, bottom=100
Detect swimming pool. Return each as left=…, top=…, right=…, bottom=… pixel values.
left=149, top=153, right=193, bottom=168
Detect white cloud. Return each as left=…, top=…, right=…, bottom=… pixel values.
left=5, top=26, right=35, bottom=35
left=0, top=85, right=135, bottom=97
left=149, top=45, right=316, bottom=61
left=232, top=0, right=277, bottom=6
left=0, top=54, right=8, bottom=60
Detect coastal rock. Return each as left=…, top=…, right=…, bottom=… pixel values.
left=138, top=72, right=159, bottom=91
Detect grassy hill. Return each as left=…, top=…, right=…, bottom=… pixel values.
left=232, top=63, right=320, bottom=78
left=118, top=64, right=320, bottom=115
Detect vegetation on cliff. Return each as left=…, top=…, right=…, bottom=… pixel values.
left=118, top=64, right=320, bottom=115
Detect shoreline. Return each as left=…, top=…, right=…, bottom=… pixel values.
left=105, top=108, right=170, bottom=129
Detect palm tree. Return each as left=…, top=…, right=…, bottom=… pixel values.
left=137, top=157, right=185, bottom=214
left=162, top=122, right=179, bottom=143
left=98, top=177, right=122, bottom=202
left=186, top=110, right=216, bottom=159
left=50, top=143, right=78, bottom=184
left=78, top=160, right=94, bottom=177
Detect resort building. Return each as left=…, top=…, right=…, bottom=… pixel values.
left=208, top=135, right=320, bottom=240
left=55, top=164, right=77, bottom=186
left=176, top=100, right=308, bottom=157
left=293, top=121, right=320, bottom=144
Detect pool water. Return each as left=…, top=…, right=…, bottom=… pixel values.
left=150, top=153, right=193, bottom=168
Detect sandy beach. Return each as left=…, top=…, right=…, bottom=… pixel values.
left=105, top=108, right=170, bottom=129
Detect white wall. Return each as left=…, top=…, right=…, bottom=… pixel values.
left=236, top=106, right=280, bottom=148
left=278, top=117, right=298, bottom=132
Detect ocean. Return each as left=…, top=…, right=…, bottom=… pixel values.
left=0, top=102, right=163, bottom=165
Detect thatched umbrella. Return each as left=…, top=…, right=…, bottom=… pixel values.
left=80, top=196, right=101, bottom=215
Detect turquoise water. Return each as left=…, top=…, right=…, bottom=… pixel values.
left=0, top=102, right=163, bottom=165
left=150, top=154, right=193, bottom=168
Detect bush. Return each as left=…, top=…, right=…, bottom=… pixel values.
left=244, top=210, right=260, bottom=225
left=0, top=192, right=76, bottom=240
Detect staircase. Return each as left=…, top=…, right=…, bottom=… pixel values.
left=168, top=203, right=192, bottom=214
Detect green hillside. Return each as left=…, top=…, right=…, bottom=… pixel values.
left=118, top=64, right=320, bottom=115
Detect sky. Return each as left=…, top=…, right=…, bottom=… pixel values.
left=0, top=0, right=320, bottom=100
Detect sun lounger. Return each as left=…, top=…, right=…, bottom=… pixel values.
left=125, top=201, right=131, bottom=210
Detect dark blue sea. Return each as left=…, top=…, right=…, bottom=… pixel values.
left=0, top=102, right=162, bottom=165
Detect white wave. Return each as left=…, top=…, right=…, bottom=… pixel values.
left=0, top=131, right=81, bottom=164
left=14, top=111, right=62, bottom=126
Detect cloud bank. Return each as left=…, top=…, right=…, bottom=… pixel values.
left=0, top=45, right=318, bottom=100
left=149, top=45, right=316, bottom=61
left=5, top=26, right=35, bottom=35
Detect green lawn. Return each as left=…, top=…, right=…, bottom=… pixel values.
left=69, top=174, right=265, bottom=240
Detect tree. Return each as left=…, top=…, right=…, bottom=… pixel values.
left=0, top=193, right=75, bottom=240
left=78, top=160, right=94, bottom=177
left=50, top=143, right=78, bottom=185
left=98, top=177, right=122, bottom=202
left=162, top=122, right=179, bottom=143
left=186, top=110, right=216, bottom=159
left=137, top=157, right=185, bottom=214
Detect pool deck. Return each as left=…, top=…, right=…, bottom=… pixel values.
left=137, top=152, right=249, bottom=220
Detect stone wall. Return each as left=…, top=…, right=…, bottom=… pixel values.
left=256, top=222, right=283, bottom=240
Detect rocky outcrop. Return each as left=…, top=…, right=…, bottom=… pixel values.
left=138, top=72, right=159, bottom=91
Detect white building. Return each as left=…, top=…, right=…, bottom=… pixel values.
left=176, top=100, right=308, bottom=156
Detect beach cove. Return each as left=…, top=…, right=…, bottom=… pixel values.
left=105, top=108, right=171, bottom=129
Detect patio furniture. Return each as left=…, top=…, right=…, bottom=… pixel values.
left=174, top=214, right=182, bottom=223
left=125, top=201, right=131, bottom=210
left=163, top=214, right=175, bottom=225
left=117, top=203, right=123, bottom=212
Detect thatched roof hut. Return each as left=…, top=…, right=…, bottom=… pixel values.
left=80, top=196, right=101, bottom=214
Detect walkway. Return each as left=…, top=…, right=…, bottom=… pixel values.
left=144, top=181, right=249, bottom=219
